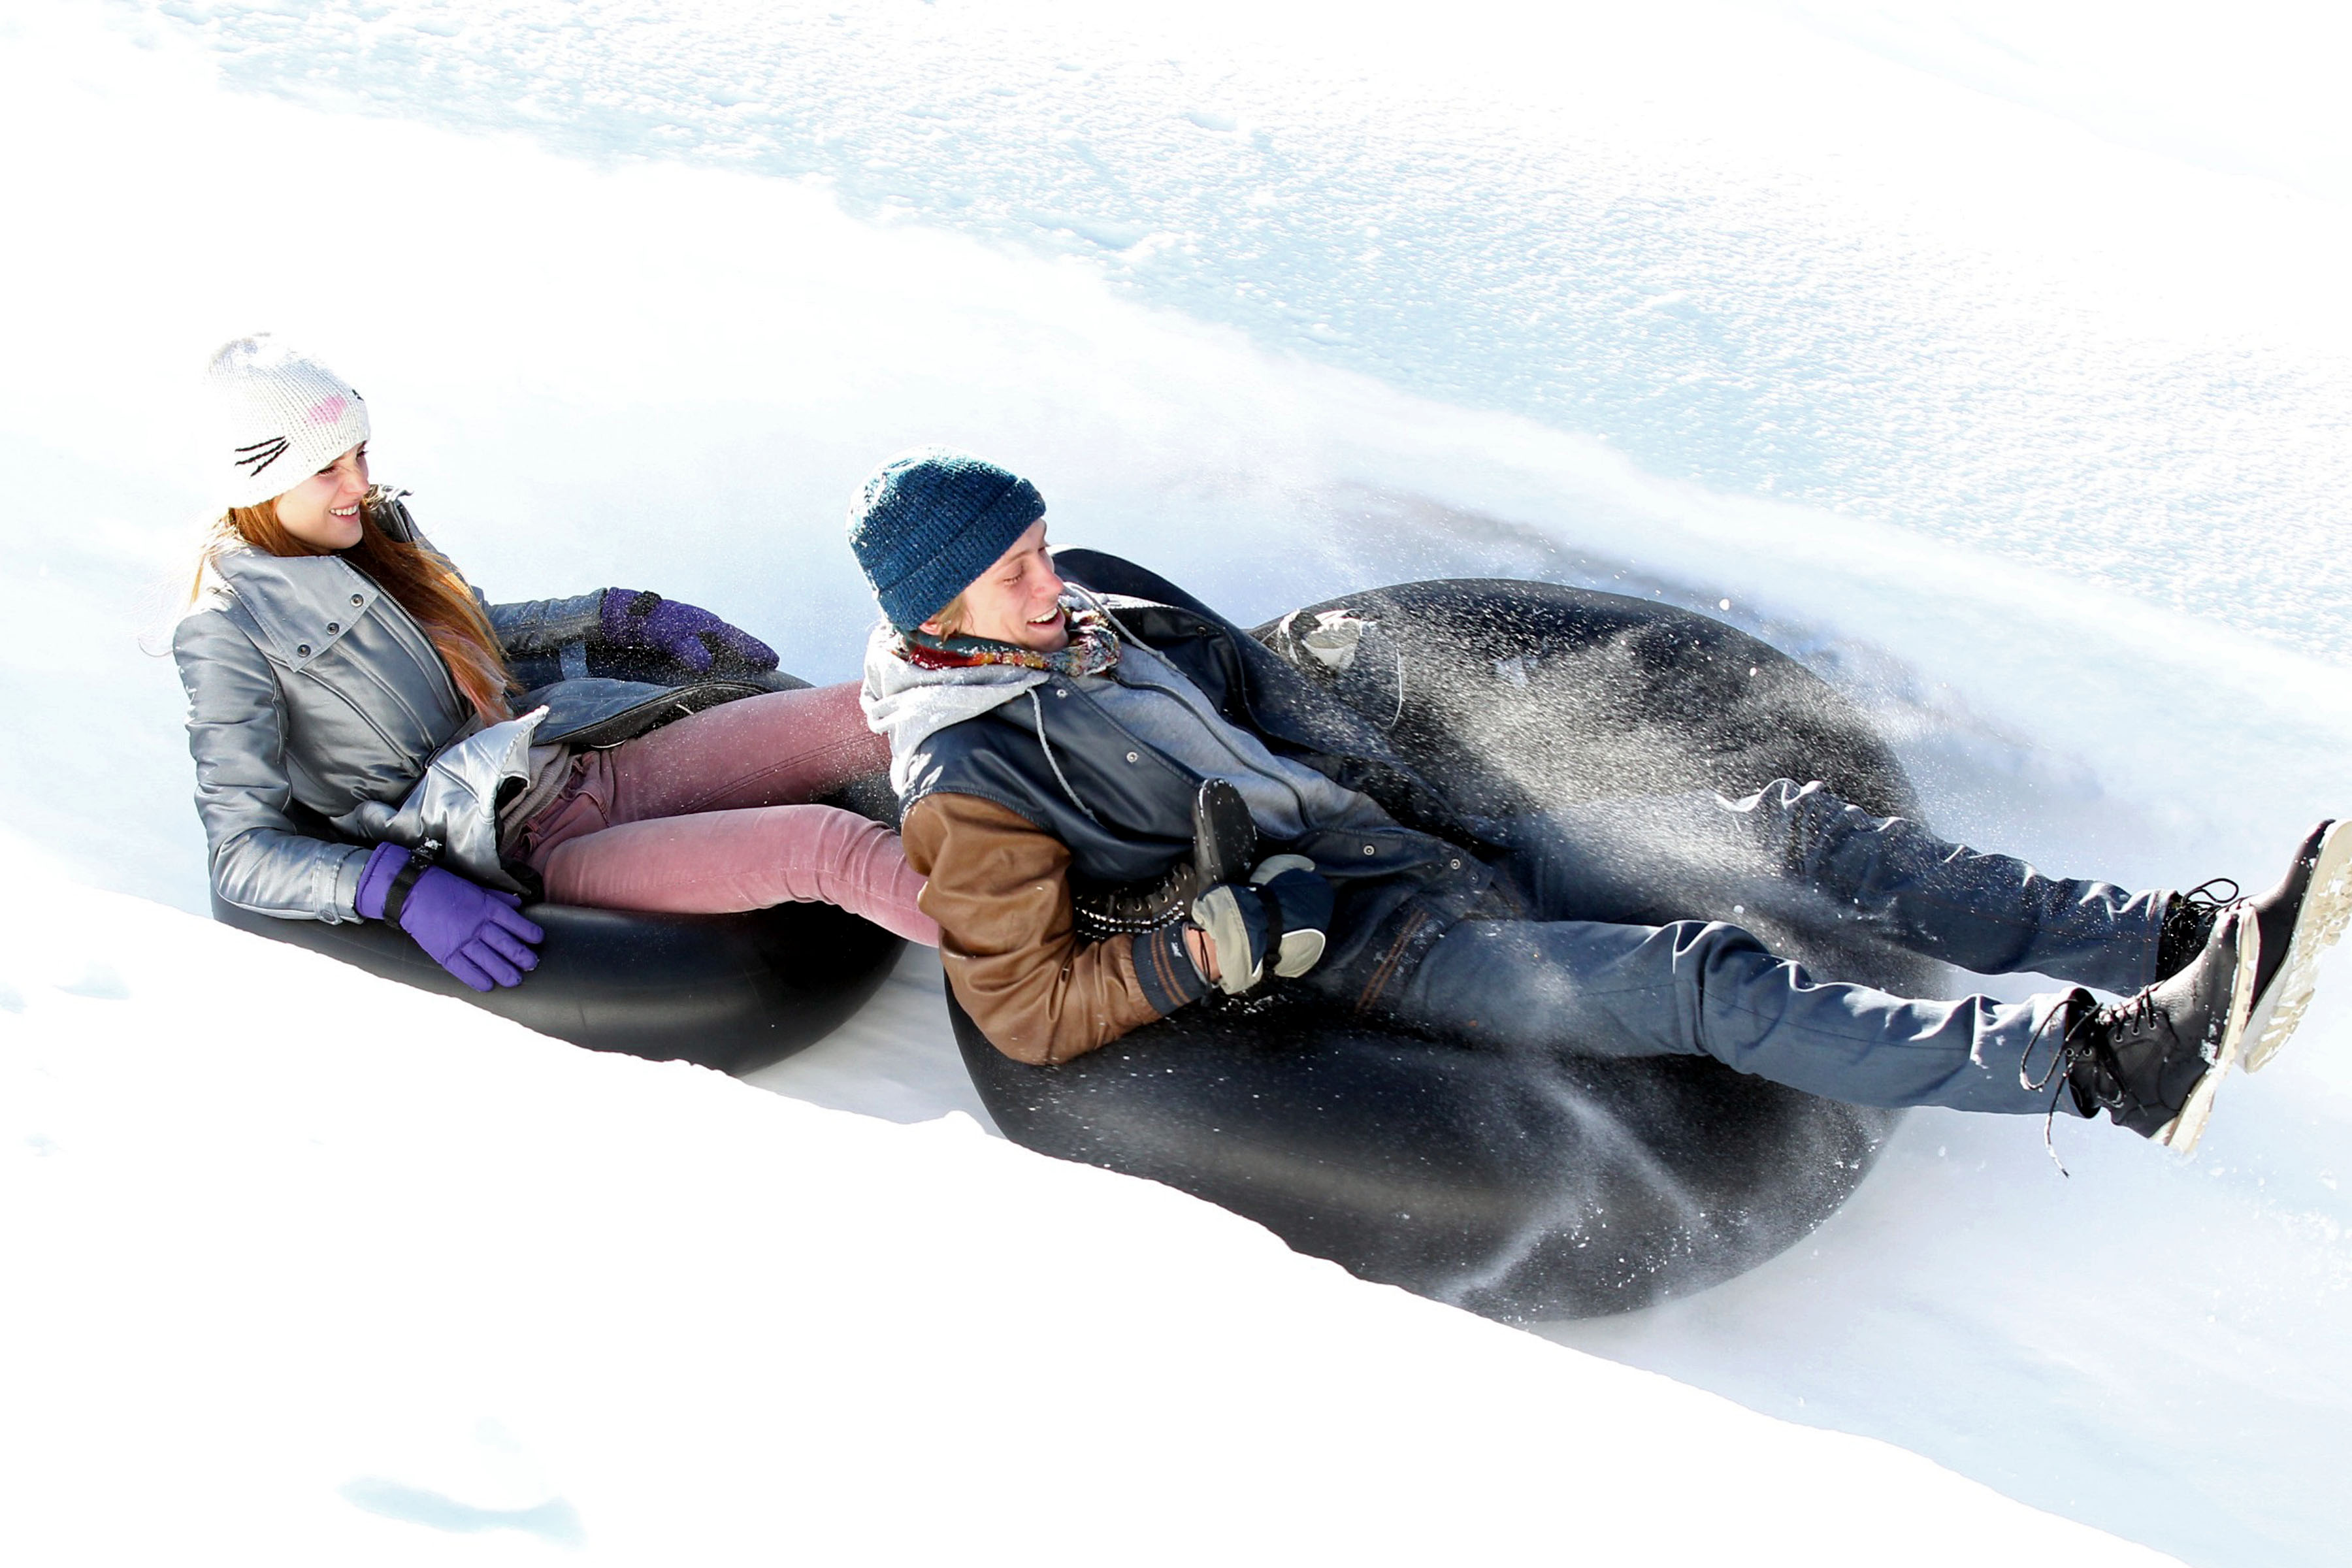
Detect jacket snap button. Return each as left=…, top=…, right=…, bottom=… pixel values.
left=1362, top=843, right=1376, bottom=855
left=349, top=593, right=363, bottom=606
left=295, top=644, right=311, bottom=657
left=1125, top=751, right=1139, bottom=763
left=325, top=622, right=340, bottom=634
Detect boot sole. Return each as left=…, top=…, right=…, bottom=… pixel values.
left=2243, top=819, right=2352, bottom=1074
left=2155, top=907, right=2260, bottom=1156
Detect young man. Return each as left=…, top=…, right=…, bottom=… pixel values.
left=851, top=447, right=2349, bottom=1153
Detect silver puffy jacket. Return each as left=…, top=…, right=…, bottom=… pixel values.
left=174, top=546, right=614, bottom=923
left=178, top=492, right=805, bottom=923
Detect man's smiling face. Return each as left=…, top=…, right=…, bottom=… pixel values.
left=928, top=518, right=1069, bottom=651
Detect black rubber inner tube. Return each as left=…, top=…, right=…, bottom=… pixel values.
left=950, top=574, right=1940, bottom=1320
left=214, top=894, right=901, bottom=1077
left=209, top=757, right=906, bottom=1077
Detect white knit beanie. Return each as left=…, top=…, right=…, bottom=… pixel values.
left=204, top=335, right=372, bottom=510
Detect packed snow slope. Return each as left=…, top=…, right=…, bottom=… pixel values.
left=2, top=3, right=2348, bottom=1564
left=0, top=863, right=2176, bottom=1565
left=133, top=0, right=2352, bottom=662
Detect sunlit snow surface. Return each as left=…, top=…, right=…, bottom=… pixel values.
left=0, top=870, right=2175, bottom=1564
left=3, top=2, right=2349, bottom=1563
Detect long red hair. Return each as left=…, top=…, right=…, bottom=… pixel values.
left=197, top=488, right=514, bottom=722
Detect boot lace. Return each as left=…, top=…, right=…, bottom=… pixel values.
left=2180, top=877, right=2240, bottom=913
left=2160, top=877, right=2240, bottom=976
left=2018, top=987, right=2152, bottom=1176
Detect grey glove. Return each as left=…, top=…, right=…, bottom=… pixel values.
left=1190, top=855, right=1335, bottom=996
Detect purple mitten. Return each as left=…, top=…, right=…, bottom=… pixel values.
left=598, top=589, right=778, bottom=676
left=357, top=842, right=544, bottom=992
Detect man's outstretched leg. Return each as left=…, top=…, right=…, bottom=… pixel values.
left=1380, top=898, right=2267, bottom=1151
left=1512, top=781, right=2334, bottom=1005
left=1658, top=794, right=2349, bottom=1102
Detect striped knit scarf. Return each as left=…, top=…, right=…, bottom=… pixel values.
left=898, top=600, right=1122, bottom=678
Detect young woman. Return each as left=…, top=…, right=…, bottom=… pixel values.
left=176, top=335, right=936, bottom=993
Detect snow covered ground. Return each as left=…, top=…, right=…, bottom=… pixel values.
left=4, top=1, right=2349, bottom=1561
left=1, top=860, right=2174, bottom=1564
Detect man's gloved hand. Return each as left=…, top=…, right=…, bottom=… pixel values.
left=1189, top=855, right=1335, bottom=996
left=598, top=589, right=779, bottom=676
left=357, top=841, right=545, bottom=993
left=1253, top=856, right=1334, bottom=977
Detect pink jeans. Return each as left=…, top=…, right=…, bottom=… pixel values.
left=515, top=682, right=938, bottom=947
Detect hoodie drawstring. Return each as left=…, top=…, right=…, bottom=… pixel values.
left=1028, top=687, right=1103, bottom=826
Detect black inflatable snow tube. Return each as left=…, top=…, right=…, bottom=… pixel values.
left=949, top=574, right=1938, bottom=1320
left=213, top=878, right=902, bottom=1077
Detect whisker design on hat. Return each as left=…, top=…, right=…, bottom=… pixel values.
left=233, top=436, right=291, bottom=476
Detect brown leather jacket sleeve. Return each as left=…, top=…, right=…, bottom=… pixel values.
left=901, top=792, right=1188, bottom=1064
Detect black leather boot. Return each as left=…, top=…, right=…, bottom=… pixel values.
left=2243, top=820, right=2349, bottom=1072
left=2053, top=905, right=2257, bottom=1152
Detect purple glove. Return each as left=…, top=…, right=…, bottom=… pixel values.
left=357, top=841, right=544, bottom=993
left=598, top=589, right=778, bottom=676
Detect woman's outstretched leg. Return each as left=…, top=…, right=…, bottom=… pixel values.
left=536, top=803, right=939, bottom=947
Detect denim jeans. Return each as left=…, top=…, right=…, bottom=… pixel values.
left=1382, top=781, right=2170, bottom=1115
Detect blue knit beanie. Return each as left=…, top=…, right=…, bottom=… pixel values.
left=847, top=448, right=1049, bottom=630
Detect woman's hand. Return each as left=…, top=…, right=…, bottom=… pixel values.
left=357, top=843, right=544, bottom=992
left=599, top=589, right=778, bottom=676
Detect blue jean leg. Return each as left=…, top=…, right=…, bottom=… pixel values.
left=1502, top=780, right=2168, bottom=997
left=1392, top=914, right=2069, bottom=1115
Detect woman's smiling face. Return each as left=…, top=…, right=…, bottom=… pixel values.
left=269, top=443, right=370, bottom=550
